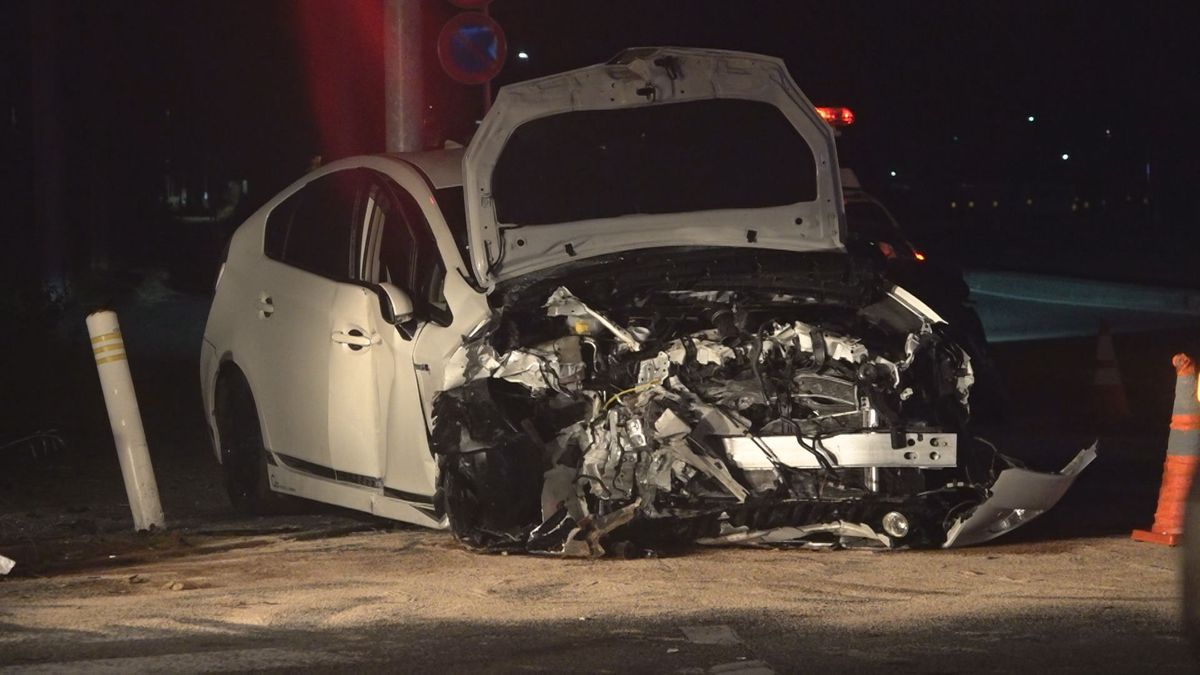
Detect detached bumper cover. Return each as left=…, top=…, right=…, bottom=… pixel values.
left=942, top=444, right=1097, bottom=548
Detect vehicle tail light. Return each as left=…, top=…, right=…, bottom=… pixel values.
left=816, top=107, right=855, bottom=126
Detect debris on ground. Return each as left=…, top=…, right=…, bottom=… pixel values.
left=0, top=430, right=66, bottom=459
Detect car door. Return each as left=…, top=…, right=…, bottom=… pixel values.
left=244, top=169, right=366, bottom=472
left=353, top=170, right=455, bottom=501
left=321, top=172, right=420, bottom=483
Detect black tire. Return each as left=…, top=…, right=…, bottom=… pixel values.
left=214, top=368, right=298, bottom=515
left=437, top=447, right=543, bottom=553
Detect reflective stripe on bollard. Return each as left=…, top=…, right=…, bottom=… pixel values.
left=86, top=310, right=165, bottom=532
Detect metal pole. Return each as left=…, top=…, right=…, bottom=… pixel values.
left=86, top=310, right=165, bottom=532
left=384, top=0, right=426, bottom=153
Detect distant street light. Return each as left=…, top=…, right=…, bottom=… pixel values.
left=889, top=170, right=897, bottom=177
left=1061, top=153, right=1070, bottom=161
left=517, top=51, right=529, bottom=60
left=1027, top=115, right=1035, bottom=123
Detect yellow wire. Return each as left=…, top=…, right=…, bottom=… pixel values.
left=603, top=380, right=662, bottom=410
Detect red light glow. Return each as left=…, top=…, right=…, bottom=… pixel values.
left=296, top=0, right=385, bottom=159
left=816, top=107, right=855, bottom=126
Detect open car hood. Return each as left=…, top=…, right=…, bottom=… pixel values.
left=463, top=47, right=846, bottom=287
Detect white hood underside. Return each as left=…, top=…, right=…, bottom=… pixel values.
left=463, top=47, right=846, bottom=286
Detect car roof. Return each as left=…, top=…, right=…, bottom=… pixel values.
left=386, top=147, right=464, bottom=190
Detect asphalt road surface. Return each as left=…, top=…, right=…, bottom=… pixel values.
left=1, top=421, right=1196, bottom=673
left=0, top=525, right=1192, bottom=674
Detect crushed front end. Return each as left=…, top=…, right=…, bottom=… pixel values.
left=432, top=249, right=1091, bottom=556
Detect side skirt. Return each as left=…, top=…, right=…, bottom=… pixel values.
left=266, top=459, right=446, bottom=530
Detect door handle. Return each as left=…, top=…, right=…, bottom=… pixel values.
left=332, top=328, right=379, bottom=350
left=257, top=294, right=274, bottom=318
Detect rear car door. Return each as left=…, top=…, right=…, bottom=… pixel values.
left=246, top=169, right=372, bottom=472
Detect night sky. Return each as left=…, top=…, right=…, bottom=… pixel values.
left=4, top=1, right=1199, bottom=292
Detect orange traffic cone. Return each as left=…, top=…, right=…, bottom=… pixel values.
left=1092, top=321, right=1130, bottom=419
left=1132, top=353, right=1200, bottom=546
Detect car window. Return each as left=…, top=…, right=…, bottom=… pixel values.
left=263, top=193, right=297, bottom=260
left=434, top=186, right=469, bottom=266
left=268, top=170, right=362, bottom=280
left=361, top=174, right=451, bottom=324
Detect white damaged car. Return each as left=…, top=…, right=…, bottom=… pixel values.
left=200, top=47, right=1093, bottom=555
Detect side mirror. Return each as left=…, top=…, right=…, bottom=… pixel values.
left=378, top=282, right=415, bottom=324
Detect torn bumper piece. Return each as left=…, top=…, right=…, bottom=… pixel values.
left=696, top=445, right=1098, bottom=551
left=698, top=521, right=893, bottom=549
left=942, top=444, right=1097, bottom=548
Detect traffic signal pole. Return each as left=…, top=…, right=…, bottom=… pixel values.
left=383, top=0, right=428, bottom=153
left=384, top=0, right=502, bottom=151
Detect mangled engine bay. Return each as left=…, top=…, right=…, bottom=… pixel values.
left=434, top=250, right=1093, bottom=555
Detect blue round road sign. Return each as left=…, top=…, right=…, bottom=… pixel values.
left=437, top=12, right=507, bottom=85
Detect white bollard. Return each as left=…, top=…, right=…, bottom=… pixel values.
left=86, top=310, right=165, bottom=531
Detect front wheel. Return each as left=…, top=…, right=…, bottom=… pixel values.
left=438, top=447, right=543, bottom=553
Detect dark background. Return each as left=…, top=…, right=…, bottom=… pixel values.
left=1, top=3, right=1198, bottom=614
left=3, top=0, right=1200, bottom=299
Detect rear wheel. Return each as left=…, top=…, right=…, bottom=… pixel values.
left=214, top=368, right=298, bottom=515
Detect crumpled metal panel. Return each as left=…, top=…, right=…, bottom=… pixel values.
left=942, top=444, right=1097, bottom=548
left=697, top=520, right=892, bottom=549
left=435, top=279, right=1091, bottom=556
